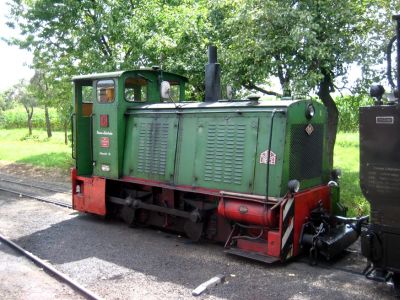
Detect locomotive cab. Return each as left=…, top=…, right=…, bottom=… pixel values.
left=72, top=69, right=188, bottom=178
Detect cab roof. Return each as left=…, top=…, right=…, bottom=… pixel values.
left=72, top=69, right=188, bottom=82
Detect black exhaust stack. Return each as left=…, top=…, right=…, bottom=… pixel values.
left=205, top=45, right=221, bottom=102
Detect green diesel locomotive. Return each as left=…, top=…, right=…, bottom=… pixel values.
left=71, top=47, right=363, bottom=263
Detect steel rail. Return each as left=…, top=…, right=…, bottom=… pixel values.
left=0, top=232, right=102, bottom=300
left=0, top=177, right=70, bottom=195
left=0, top=186, right=72, bottom=209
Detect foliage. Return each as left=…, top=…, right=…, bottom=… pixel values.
left=6, top=0, right=400, bottom=166
left=0, top=90, right=15, bottom=111
left=6, top=80, right=37, bottom=134
left=7, top=1, right=400, bottom=94
left=336, top=95, right=371, bottom=132
left=6, top=0, right=212, bottom=100
left=209, top=1, right=369, bottom=94
left=7, top=80, right=35, bottom=109
left=208, top=0, right=380, bottom=168
left=30, top=70, right=52, bottom=106
left=30, top=70, right=54, bottom=137
left=334, top=132, right=368, bottom=216
left=356, top=1, right=400, bottom=93
left=0, top=105, right=65, bottom=131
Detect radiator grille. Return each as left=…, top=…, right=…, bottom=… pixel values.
left=204, top=123, right=246, bottom=184
left=289, top=124, right=323, bottom=182
left=137, top=121, right=169, bottom=175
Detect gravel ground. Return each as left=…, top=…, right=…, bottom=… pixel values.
left=0, top=237, right=83, bottom=300
left=0, top=163, right=396, bottom=299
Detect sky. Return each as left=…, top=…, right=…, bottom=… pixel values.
left=0, top=1, right=34, bottom=92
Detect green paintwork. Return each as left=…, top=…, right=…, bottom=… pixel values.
left=72, top=83, right=93, bottom=176
left=72, top=68, right=332, bottom=198
left=72, top=69, right=187, bottom=179
left=122, top=100, right=329, bottom=197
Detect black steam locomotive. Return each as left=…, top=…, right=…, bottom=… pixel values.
left=361, top=15, right=400, bottom=294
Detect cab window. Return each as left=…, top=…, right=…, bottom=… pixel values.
left=125, top=77, right=148, bottom=102
left=169, top=82, right=180, bottom=102
left=97, top=79, right=115, bottom=103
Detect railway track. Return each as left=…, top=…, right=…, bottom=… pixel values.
left=0, top=232, right=102, bottom=300
left=0, top=175, right=72, bottom=209
left=0, top=177, right=70, bottom=194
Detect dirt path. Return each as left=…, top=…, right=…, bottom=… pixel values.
left=0, top=161, right=70, bottom=184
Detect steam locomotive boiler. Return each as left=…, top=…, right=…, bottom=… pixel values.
left=71, top=46, right=363, bottom=264
left=361, top=15, right=400, bottom=292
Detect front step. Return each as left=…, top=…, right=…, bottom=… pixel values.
left=225, top=238, right=280, bottom=264
left=225, top=247, right=279, bottom=264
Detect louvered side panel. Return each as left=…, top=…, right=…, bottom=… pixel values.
left=204, top=124, right=246, bottom=185
left=193, top=116, right=259, bottom=193
left=125, top=116, right=178, bottom=183
left=137, top=122, right=169, bottom=175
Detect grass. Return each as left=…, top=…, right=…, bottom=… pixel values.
left=0, top=128, right=367, bottom=216
left=0, top=128, right=73, bottom=170
left=334, top=132, right=368, bottom=216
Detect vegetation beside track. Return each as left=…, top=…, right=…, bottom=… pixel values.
left=0, top=129, right=367, bottom=216
left=0, top=105, right=65, bottom=131
left=334, top=132, right=368, bottom=216
left=0, top=129, right=72, bottom=170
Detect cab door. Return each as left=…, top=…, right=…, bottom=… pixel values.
left=73, top=81, right=94, bottom=176
left=92, top=79, right=119, bottom=179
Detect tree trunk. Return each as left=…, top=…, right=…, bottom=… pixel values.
left=64, top=119, right=68, bottom=145
left=317, top=72, right=338, bottom=170
left=28, top=113, right=33, bottom=135
left=24, top=105, right=34, bottom=136
left=44, top=104, right=52, bottom=138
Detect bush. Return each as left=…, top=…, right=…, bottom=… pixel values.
left=335, top=95, right=371, bottom=132
left=0, top=105, right=66, bottom=131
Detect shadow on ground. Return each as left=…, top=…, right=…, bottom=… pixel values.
left=13, top=212, right=395, bottom=300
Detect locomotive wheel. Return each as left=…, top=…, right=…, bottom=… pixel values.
left=184, top=220, right=204, bottom=242
left=120, top=206, right=136, bottom=227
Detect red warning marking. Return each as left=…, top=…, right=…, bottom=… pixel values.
left=100, top=137, right=110, bottom=148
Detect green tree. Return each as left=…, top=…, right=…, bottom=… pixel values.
left=6, top=0, right=211, bottom=99
left=8, top=81, right=37, bottom=135
left=0, top=91, right=13, bottom=111
left=52, top=80, right=73, bottom=145
left=30, top=70, right=54, bottom=137
left=210, top=0, right=393, bottom=168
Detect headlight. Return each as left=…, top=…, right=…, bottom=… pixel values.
left=288, top=179, right=300, bottom=193
left=306, top=104, right=315, bottom=119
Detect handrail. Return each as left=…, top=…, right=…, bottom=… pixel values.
left=89, top=113, right=95, bottom=166
left=70, top=113, right=76, bottom=159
